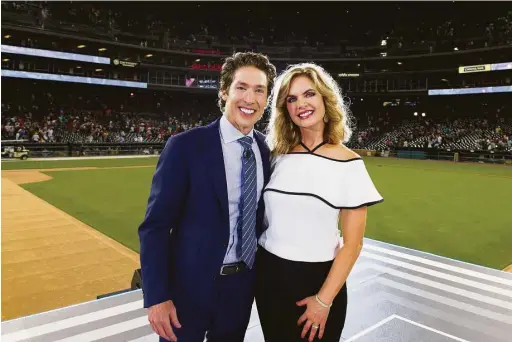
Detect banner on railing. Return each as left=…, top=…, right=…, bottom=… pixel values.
left=1, top=70, right=148, bottom=88
left=458, top=62, right=512, bottom=74
left=1, top=44, right=110, bottom=64
left=458, top=64, right=491, bottom=74
left=112, top=59, right=139, bottom=68
left=428, top=86, right=512, bottom=96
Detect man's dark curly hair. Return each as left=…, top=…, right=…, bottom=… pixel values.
left=217, top=52, right=277, bottom=112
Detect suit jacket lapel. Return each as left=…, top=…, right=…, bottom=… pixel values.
left=205, top=120, right=270, bottom=231
left=205, top=119, right=229, bottom=218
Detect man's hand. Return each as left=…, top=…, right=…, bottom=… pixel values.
left=148, top=300, right=182, bottom=342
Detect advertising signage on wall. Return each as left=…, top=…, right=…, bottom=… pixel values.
left=338, top=73, right=360, bottom=77
left=191, top=63, right=222, bottom=71
left=458, top=64, right=491, bottom=74
left=457, top=62, right=512, bottom=74
left=192, top=49, right=222, bottom=55
left=112, top=59, right=140, bottom=68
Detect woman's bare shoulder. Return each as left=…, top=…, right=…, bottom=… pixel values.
left=319, top=144, right=361, bottom=161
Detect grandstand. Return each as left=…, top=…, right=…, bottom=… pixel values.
left=1, top=2, right=511, bottom=342
left=2, top=2, right=511, bottom=162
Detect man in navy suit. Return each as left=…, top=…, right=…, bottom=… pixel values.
left=138, top=52, right=277, bottom=342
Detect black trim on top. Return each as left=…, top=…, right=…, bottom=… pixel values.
left=290, top=142, right=363, bottom=163
left=286, top=152, right=362, bottom=163
left=263, top=188, right=384, bottom=209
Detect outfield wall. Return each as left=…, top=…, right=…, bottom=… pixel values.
left=2, top=142, right=511, bottom=165
left=354, top=148, right=511, bottom=165
left=1, top=142, right=165, bottom=158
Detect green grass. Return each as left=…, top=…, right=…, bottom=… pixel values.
left=21, top=167, right=154, bottom=252
left=9, top=157, right=512, bottom=270
left=362, top=158, right=512, bottom=270
left=1, top=157, right=159, bottom=170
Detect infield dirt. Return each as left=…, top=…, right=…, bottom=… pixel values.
left=1, top=168, right=142, bottom=320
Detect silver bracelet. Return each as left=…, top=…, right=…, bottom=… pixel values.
left=315, top=294, right=332, bottom=308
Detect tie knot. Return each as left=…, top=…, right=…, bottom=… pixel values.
left=238, top=136, right=253, bottom=148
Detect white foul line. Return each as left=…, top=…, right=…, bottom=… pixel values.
left=393, top=315, right=471, bottom=342
left=377, top=277, right=512, bottom=324
left=344, top=315, right=395, bottom=342
left=345, top=315, right=471, bottom=342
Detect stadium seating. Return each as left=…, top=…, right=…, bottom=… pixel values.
left=2, top=3, right=511, bottom=153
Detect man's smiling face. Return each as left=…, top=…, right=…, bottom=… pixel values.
left=222, top=66, right=269, bottom=135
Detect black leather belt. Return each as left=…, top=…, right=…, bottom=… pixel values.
left=220, top=262, right=246, bottom=276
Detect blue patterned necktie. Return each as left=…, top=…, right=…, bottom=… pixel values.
left=236, top=136, right=258, bottom=268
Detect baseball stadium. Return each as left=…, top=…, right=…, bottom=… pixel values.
left=1, top=2, right=511, bottom=342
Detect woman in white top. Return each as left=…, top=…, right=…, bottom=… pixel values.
left=255, top=63, right=383, bottom=342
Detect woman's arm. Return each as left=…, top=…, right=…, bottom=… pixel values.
left=296, top=206, right=368, bottom=341
left=317, top=206, right=367, bottom=305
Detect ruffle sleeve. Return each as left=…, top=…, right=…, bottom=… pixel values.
left=264, top=156, right=383, bottom=209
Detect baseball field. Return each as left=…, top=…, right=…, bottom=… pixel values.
left=2, top=155, right=512, bottom=319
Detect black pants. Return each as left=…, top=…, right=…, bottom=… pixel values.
left=255, top=247, right=347, bottom=342
left=164, top=265, right=255, bottom=342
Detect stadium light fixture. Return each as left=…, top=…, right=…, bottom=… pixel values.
left=95, top=68, right=103, bottom=72
left=3, top=58, right=9, bottom=62
left=422, top=112, right=426, bottom=117
left=4, top=35, right=11, bottom=39
left=397, top=61, right=402, bottom=65
left=145, top=54, right=153, bottom=57
left=414, top=112, right=418, bottom=116
left=195, top=59, right=200, bottom=62
left=77, top=45, right=86, bottom=48
left=98, top=48, right=107, bottom=52
left=453, top=47, right=459, bottom=51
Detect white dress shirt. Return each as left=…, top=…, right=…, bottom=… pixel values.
left=220, top=115, right=264, bottom=264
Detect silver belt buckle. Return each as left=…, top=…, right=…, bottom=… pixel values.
left=220, top=264, right=229, bottom=275
left=219, top=263, right=240, bottom=275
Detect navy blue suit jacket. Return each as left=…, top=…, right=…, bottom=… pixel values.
left=138, top=118, right=270, bottom=311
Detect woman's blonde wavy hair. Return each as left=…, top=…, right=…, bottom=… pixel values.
left=265, top=63, right=353, bottom=155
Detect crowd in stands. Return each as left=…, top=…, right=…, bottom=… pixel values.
left=1, top=82, right=220, bottom=144
left=348, top=100, right=512, bottom=152
left=376, top=117, right=511, bottom=152
left=3, top=2, right=511, bottom=55
left=2, top=3, right=511, bottom=158
left=2, top=82, right=511, bottom=153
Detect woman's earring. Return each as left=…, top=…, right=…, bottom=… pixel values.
left=324, top=116, right=329, bottom=123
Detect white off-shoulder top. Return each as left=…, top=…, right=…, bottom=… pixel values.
left=258, top=148, right=383, bottom=262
